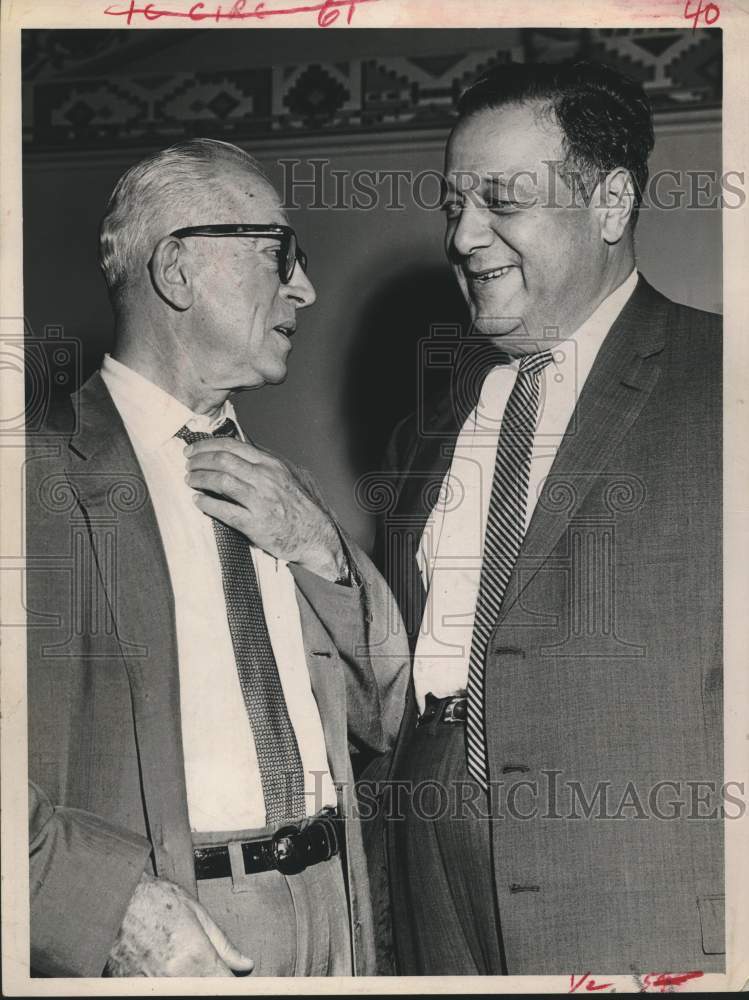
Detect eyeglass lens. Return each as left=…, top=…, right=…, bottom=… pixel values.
left=283, top=232, right=308, bottom=284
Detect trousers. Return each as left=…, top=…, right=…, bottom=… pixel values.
left=193, top=828, right=352, bottom=977
left=390, top=703, right=506, bottom=975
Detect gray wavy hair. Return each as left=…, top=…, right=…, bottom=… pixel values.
left=98, top=138, right=267, bottom=307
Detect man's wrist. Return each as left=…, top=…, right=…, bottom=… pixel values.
left=298, top=545, right=349, bottom=583
left=297, top=521, right=352, bottom=584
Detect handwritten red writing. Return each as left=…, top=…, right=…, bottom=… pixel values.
left=569, top=973, right=615, bottom=993
left=571, top=970, right=704, bottom=994
left=684, top=0, right=720, bottom=31
left=642, top=970, right=705, bottom=992
left=103, top=0, right=378, bottom=28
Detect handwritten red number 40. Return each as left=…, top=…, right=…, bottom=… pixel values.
left=684, top=0, right=720, bottom=30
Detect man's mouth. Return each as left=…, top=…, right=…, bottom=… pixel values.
left=466, top=265, right=516, bottom=284
left=274, top=324, right=296, bottom=338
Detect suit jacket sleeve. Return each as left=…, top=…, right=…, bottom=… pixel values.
left=372, top=410, right=416, bottom=584
left=29, top=780, right=150, bottom=977
left=288, top=467, right=409, bottom=756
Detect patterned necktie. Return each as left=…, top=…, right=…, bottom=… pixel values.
left=465, top=351, right=554, bottom=790
left=176, top=419, right=306, bottom=824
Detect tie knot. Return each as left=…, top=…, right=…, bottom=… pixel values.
left=518, top=349, right=554, bottom=376
left=175, top=418, right=238, bottom=446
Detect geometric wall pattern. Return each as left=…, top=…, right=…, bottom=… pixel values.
left=23, top=28, right=721, bottom=151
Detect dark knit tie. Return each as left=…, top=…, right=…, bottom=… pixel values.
left=465, top=351, right=554, bottom=790
left=177, top=418, right=306, bottom=823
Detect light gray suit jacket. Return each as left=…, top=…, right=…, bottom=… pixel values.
left=26, top=371, right=409, bottom=977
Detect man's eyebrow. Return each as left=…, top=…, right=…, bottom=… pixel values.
left=442, top=174, right=484, bottom=197
left=447, top=173, right=520, bottom=198
left=485, top=174, right=524, bottom=195
left=485, top=172, right=539, bottom=200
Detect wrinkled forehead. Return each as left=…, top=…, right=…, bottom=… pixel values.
left=209, top=167, right=288, bottom=225
left=444, top=102, right=565, bottom=192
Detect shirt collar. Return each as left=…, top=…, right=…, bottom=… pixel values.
left=100, top=354, right=238, bottom=452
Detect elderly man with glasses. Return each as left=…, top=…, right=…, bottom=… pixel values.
left=26, top=138, right=408, bottom=978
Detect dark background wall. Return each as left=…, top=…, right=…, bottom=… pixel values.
left=23, top=27, right=722, bottom=548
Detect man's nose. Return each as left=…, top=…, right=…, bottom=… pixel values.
left=283, top=263, right=316, bottom=308
left=449, top=204, right=495, bottom=260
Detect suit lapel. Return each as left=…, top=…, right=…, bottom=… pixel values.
left=68, top=372, right=196, bottom=890
left=390, top=427, right=447, bottom=646
left=387, top=380, right=479, bottom=651
left=384, top=392, right=467, bottom=775
left=497, top=275, right=668, bottom=624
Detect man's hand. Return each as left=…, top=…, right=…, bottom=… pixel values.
left=184, top=437, right=348, bottom=582
left=104, top=872, right=254, bottom=977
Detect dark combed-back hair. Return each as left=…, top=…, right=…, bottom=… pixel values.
left=457, top=60, right=655, bottom=224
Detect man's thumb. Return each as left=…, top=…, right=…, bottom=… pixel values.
left=192, top=900, right=255, bottom=972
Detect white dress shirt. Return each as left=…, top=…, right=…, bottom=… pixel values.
left=101, top=355, right=336, bottom=831
left=413, top=270, right=638, bottom=713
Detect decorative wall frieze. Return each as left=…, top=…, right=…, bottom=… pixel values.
left=22, top=28, right=721, bottom=152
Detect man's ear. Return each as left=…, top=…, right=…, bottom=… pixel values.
left=598, top=167, right=636, bottom=244
left=149, top=235, right=194, bottom=310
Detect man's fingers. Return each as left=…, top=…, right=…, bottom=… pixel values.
left=168, top=951, right=233, bottom=978
left=201, top=957, right=233, bottom=977
left=209, top=935, right=255, bottom=974
left=184, top=436, right=268, bottom=465
left=187, top=469, right=248, bottom=502
left=187, top=898, right=255, bottom=974
left=185, top=449, right=254, bottom=484
left=193, top=493, right=254, bottom=535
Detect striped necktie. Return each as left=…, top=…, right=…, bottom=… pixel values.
left=465, top=351, right=554, bottom=790
left=176, top=418, right=307, bottom=824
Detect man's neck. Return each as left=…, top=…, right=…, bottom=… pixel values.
left=562, top=259, right=636, bottom=341
left=590, top=255, right=637, bottom=316
left=110, top=343, right=229, bottom=419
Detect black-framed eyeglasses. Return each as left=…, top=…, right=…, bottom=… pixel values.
left=169, top=224, right=308, bottom=284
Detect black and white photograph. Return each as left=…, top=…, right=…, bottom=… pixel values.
left=1, top=1, right=747, bottom=994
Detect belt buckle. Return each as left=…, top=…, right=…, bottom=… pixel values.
left=271, top=824, right=305, bottom=876
left=443, top=696, right=467, bottom=723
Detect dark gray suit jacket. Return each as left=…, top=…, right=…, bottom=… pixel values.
left=373, top=276, right=724, bottom=973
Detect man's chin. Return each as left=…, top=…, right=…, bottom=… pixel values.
left=229, top=366, right=288, bottom=392
left=251, top=369, right=288, bottom=389
left=470, top=315, right=551, bottom=358
left=472, top=314, right=525, bottom=340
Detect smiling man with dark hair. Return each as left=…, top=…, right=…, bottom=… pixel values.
left=374, top=60, right=723, bottom=975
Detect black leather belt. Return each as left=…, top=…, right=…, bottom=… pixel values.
left=417, top=692, right=468, bottom=726
left=194, top=808, right=342, bottom=880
